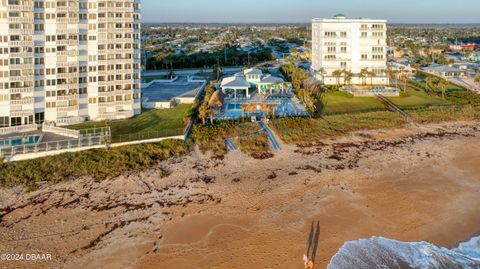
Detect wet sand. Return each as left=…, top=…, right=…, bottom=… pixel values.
left=0, top=121, right=479, bottom=269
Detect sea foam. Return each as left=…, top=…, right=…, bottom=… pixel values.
left=327, top=236, right=480, bottom=269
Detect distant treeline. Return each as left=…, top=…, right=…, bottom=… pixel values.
left=146, top=46, right=274, bottom=70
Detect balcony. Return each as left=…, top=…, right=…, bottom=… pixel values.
left=57, top=106, right=79, bottom=112
left=8, top=17, right=34, bottom=24
left=56, top=73, right=78, bottom=79
left=10, top=97, right=34, bottom=105
left=10, top=110, right=34, bottom=117
left=116, top=90, right=133, bottom=95
left=10, top=87, right=34, bottom=94
left=8, top=41, right=34, bottom=47
left=98, top=91, right=116, bottom=97
left=7, top=5, right=33, bottom=12
left=9, top=76, right=34, bottom=82
left=115, top=100, right=133, bottom=106
left=9, top=63, right=34, bottom=70
left=10, top=52, right=34, bottom=58
left=98, top=102, right=116, bottom=107
left=56, top=94, right=79, bottom=101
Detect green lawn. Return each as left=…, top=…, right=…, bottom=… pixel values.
left=69, top=105, right=191, bottom=142
left=388, top=88, right=452, bottom=109
left=271, top=111, right=406, bottom=144
left=324, top=91, right=386, bottom=115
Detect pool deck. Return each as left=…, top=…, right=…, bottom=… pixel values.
left=0, top=130, right=70, bottom=144
left=214, top=92, right=309, bottom=120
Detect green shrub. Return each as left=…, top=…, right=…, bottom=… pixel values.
left=0, top=139, right=191, bottom=189
left=191, top=121, right=260, bottom=155
left=236, top=133, right=270, bottom=154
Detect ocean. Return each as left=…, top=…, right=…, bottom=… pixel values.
left=328, top=236, right=480, bottom=269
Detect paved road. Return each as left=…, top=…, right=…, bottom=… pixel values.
left=257, top=37, right=282, bottom=61
left=448, top=77, right=480, bottom=93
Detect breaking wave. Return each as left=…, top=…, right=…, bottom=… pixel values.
left=327, top=236, right=480, bottom=269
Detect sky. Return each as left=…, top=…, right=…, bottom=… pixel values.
left=141, top=0, right=480, bottom=24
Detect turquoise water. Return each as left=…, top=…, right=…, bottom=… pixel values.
left=227, top=103, right=242, bottom=110
left=223, top=101, right=298, bottom=118
left=0, top=135, right=42, bottom=148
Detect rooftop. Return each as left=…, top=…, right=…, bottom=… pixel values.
left=260, top=75, right=284, bottom=84
left=244, top=68, right=263, bottom=76
left=142, top=76, right=204, bottom=102
left=312, top=16, right=386, bottom=23
left=220, top=76, right=251, bottom=88
left=421, top=64, right=471, bottom=73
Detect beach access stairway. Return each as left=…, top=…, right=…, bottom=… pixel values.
left=223, top=122, right=282, bottom=152
left=375, top=94, right=414, bottom=123
left=258, top=121, right=281, bottom=151
left=225, top=139, right=237, bottom=151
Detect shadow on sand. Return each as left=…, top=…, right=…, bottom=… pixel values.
left=306, top=221, right=321, bottom=267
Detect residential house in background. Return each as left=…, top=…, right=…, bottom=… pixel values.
left=421, top=64, right=472, bottom=78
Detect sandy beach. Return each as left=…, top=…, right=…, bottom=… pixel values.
left=1, top=120, right=479, bottom=269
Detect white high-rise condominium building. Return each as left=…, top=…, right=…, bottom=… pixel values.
left=0, top=0, right=141, bottom=130
left=311, top=15, right=389, bottom=86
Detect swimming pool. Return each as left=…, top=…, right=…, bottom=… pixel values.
left=227, top=103, right=242, bottom=110
left=0, top=134, right=43, bottom=148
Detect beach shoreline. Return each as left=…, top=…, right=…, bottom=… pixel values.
left=1, top=120, right=479, bottom=269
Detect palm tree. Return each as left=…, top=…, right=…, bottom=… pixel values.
left=342, top=70, right=353, bottom=85
left=317, top=67, right=325, bottom=81
left=360, top=68, right=369, bottom=86
left=212, top=64, right=222, bottom=81
left=475, top=74, right=480, bottom=85
left=198, top=103, right=208, bottom=125
left=425, top=77, right=436, bottom=93
left=368, top=71, right=376, bottom=86
left=400, top=73, right=409, bottom=93
left=385, top=67, right=393, bottom=87
left=332, top=69, right=343, bottom=89
left=392, top=70, right=399, bottom=89
left=438, top=78, right=449, bottom=99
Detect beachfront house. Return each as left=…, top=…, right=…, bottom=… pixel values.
left=216, top=68, right=306, bottom=120
left=220, top=76, right=251, bottom=99
left=220, top=68, right=291, bottom=99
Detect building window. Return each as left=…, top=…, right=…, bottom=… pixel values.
left=10, top=117, right=21, bottom=126
left=0, top=116, right=8, bottom=127
left=324, top=32, right=336, bottom=38
left=35, top=112, right=44, bottom=124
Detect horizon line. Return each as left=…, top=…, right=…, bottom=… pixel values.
left=141, top=21, right=480, bottom=25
